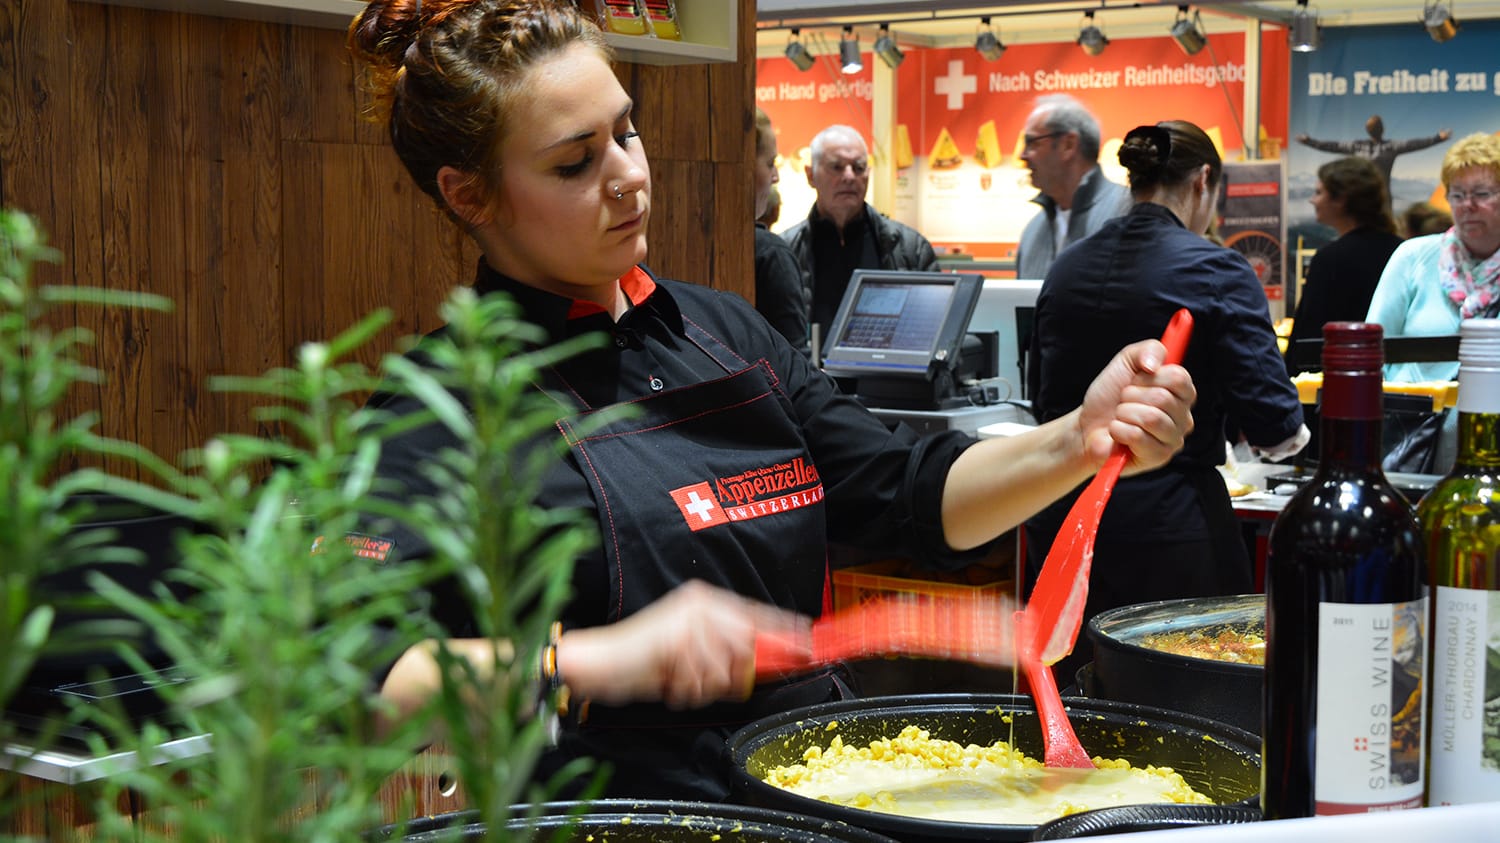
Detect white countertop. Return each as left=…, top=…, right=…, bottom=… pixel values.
left=1, top=733, right=212, bottom=784
left=1103, top=802, right=1500, bottom=841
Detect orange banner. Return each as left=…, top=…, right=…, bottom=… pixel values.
left=758, top=31, right=1289, bottom=259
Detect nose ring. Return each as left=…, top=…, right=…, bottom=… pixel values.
left=612, top=185, right=625, bottom=200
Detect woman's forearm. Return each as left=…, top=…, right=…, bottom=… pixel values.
left=940, top=412, right=1091, bottom=550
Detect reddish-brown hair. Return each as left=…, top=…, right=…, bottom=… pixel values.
left=347, top=0, right=610, bottom=216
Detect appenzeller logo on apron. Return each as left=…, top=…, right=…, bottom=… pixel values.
left=669, top=457, right=824, bottom=532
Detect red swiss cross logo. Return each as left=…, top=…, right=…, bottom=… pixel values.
left=1352, top=737, right=1369, bottom=752
left=670, top=482, right=727, bottom=531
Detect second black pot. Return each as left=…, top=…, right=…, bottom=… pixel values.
left=1085, top=594, right=1264, bottom=736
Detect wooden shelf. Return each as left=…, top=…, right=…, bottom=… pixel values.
left=75, top=0, right=367, bottom=30
left=78, top=0, right=737, bottom=64
left=603, top=0, right=737, bottom=65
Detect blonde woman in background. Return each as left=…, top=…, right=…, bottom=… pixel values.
left=1368, top=132, right=1500, bottom=383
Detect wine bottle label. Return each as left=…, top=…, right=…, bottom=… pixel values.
left=1314, top=598, right=1427, bottom=813
left=1428, top=585, right=1500, bottom=805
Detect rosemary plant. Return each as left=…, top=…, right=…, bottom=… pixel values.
left=0, top=208, right=173, bottom=813
left=4, top=207, right=613, bottom=840
left=80, top=289, right=612, bottom=841
left=379, top=286, right=618, bottom=831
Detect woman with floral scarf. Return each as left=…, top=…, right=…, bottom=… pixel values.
left=1368, top=132, right=1500, bottom=383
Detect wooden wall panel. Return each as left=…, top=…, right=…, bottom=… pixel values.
left=178, top=11, right=229, bottom=449
left=0, top=0, right=74, bottom=287
left=94, top=6, right=162, bottom=464
left=0, top=0, right=753, bottom=477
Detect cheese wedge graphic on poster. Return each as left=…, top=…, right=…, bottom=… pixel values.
left=895, top=124, right=914, bottom=170
left=975, top=120, right=1002, bottom=168
left=1205, top=126, right=1226, bottom=160
left=928, top=127, right=962, bottom=170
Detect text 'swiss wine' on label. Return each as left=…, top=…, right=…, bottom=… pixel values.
left=1314, top=598, right=1427, bottom=813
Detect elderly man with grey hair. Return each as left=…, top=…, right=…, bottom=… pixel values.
left=1014, top=94, right=1131, bottom=280
left=782, top=124, right=938, bottom=354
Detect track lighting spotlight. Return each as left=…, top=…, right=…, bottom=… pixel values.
left=1289, top=0, right=1321, bottom=52
left=1423, top=0, right=1460, bottom=42
left=975, top=17, right=1005, bottom=62
left=1170, top=6, right=1207, bottom=56
left=1077, top=11, right=1109, bottom=57
left=838, top=26, right=862, bottom=75
left=784, top=29, right=814, bottom=72
left=873, top=24, right=904, bottom=69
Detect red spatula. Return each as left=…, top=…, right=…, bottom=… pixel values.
left=753, top=592, right=1018, bottom=680
left=1019, top=308, right=1194, bottom=768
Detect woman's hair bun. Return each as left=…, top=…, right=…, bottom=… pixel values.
left=1118, top=124, right=1172, bottom=178
left=348, top=0, right=428, bottom=72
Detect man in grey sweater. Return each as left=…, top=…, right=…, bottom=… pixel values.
left=1014, top=94, right=1132, bottom=280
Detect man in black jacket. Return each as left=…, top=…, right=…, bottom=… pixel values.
left=781, top=124, right=938, bottom=354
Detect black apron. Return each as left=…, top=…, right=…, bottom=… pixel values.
left=536, top=320, right=851, bottom=801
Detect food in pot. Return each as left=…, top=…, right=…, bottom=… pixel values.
left=1138, top=627, right=1266, bottom=665
left=761, top=725, right=1212, bottom=825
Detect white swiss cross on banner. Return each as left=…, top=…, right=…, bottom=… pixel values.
left=934, top=59, right=976, bottom=110
left=669, top=482, right=727, bottom=531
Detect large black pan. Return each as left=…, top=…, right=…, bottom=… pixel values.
left=727, top=694, right=1260, bottom=843
left=1085, top=595, right=1264, bottom=736
left=368, top=800, right=898, bottom=843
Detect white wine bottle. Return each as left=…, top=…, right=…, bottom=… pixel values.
left=1420, top=318, right=1500, bottom=806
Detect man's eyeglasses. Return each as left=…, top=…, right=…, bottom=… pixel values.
left=1446, top=187, right=1499, bottom=207
left=1023, top=131, right=1064, bottom=150
left=822, top=158, right=869, bottom=176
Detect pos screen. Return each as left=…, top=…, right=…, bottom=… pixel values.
left=821, top=270, right=984, bottom=378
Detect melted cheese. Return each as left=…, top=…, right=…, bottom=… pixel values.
left=763, top=725, right=1211, bottom=825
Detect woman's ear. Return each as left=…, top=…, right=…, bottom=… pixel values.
left=437, top=166, right=492, bottom=228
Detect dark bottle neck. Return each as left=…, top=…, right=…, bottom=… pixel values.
left=1318, top=415, right=1384, bottom=471
left=1317, top=368, right=1385, bottom=472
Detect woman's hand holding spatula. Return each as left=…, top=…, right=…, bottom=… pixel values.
left=1020, top=308, right=1195, bottom=768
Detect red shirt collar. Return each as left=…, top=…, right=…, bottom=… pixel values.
left=565, top=266, right=657, bottom=320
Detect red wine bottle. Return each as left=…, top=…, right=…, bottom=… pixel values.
left=1419, top=318, right=1500, bottom=806
left=1262, top=322, right=1428, bottom=819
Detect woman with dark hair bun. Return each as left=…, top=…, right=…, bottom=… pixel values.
left=1025, top=120, right=1307, bottom=683
left=1284, top=156, right=1404, bottom=373
left=345, top=0, right=1197, bottom=802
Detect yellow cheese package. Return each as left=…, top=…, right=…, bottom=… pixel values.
left=928, top=127, right=962, bottom=170
left=579, top=0, right=651, bottom=36
left=894, top=124, right=914, bottom=170
left=640, top=0, right=681, bottom=40
left=975, top=120, right=1002, bottom=168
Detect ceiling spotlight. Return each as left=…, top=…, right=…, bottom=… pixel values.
left=1423, top=0, right=1460, bottom=42
left=976, top=17, right=1005, bottom=62
left=1077, top=11, right=1109, bottom=57
left=1289, top=0, right=1321, bottom=52
left=838, top=26, right=862, bottom=75
left=1170, top=6, right=1207, bottom=56
left=873, top=24, right=904, bottom=69
left=784, top=29, right=814, bottom=72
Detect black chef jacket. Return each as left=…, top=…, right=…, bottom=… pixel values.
left=365, top=260, right=986, bottom=801
left=1284, top=225, right=1403, bottom=374
left=1025, top=202, right=1303, bottom=678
